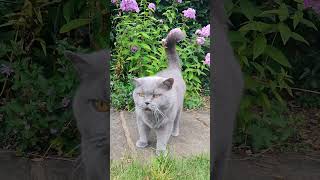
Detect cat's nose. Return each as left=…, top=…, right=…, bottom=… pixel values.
left=145, top=102, right=150, bottom=105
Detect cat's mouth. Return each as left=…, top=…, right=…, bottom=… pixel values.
left=144, top=108, right=152, bottom=111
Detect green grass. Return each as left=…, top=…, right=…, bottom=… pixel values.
left=111, top=154, right=210, bottom=180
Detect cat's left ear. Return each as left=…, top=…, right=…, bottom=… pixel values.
left=64, top=51, right=90, bottom=76
left=132, top=78, right=141, bottom=87
left=161, top=78, right=174, bottom=90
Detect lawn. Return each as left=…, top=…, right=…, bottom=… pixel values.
left=111, top=154, right=210, bottom=180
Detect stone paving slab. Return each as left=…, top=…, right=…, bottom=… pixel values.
left=110, top=109, right=210, bottom=161
left=0, top=151, right=85, bottom=180
left=110, top=111, right=130, bottom=161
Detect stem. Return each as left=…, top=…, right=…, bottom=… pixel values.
left=265, top=32, right=278, bottom=64
left=253, top=77, right=320, bottom=95
left=290, top=87, right=320, bottom=95
left=0, top=79, right=7, bottom=97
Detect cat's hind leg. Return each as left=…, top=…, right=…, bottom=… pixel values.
left=172, top=106, right=182, bottom=137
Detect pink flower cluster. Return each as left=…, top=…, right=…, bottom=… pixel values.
left=195, top=24, right=210, bottom=46
left=196, top=24, right=210, bottom=38
left=120, top=0, right=140, bottom=13
left=304, top=0, right=320, bottom=13
left=148, top=3, right=156, bottom=11
left=196, top=37, right=205, bottom=45
left=182, top=8, right=196, bottom=19
left=204, top=53, right=210, bottom=66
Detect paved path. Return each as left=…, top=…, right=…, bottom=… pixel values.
left=1, top=109, right=319, bottom=179
left=110, top=109, right=210, bottom=161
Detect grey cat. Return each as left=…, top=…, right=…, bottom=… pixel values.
left=64, top=50, right=109, bottom=180
left=132, top=28, right=186, bottom=155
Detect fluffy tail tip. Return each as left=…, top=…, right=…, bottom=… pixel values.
left=162, top=28, right=186, bottom=47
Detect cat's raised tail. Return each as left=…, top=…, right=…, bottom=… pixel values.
left=162, top=28, right=186, bottom=69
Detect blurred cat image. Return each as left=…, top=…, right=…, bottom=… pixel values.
left=65, top=50, right=109, bottom=180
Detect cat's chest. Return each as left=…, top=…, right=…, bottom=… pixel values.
left=141, top=112, right=165, bottom=128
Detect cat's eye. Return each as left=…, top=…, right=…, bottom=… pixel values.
left=92, top=100, right=109, bottom=112
left=153, top=94, right=161, bottom=98
left=138, top=93, right=145, bottom=97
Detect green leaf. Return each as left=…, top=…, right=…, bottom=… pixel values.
left=0, top=21, right=15, bottom=28
left=239, top=22, right=273, bottom=33
left=62, top=3, right=71, bottom=22
left=140, top=43, right=151, bottom=51
left=228, top=31, right=247, bottom=42
left=301, top=19, right=318, bottom=31
left=272, top=90, right=285, bottom=105
left=261, top=93, right=271, bottom=110
left=35, top=38, right=47, bottom=56
left=258, top=9, right=279, bottom=17
left=140, top=32, right=151, bottom=39
left=225, top=0, right=234, bottom=16
left=239, top=0, right=260, bottom=20
left=293, top=0, right=303, bottom=3
left=297, top=3, right=304, bottom=11
left=291, top=32, right=309, bottom=45
left=128, top=66, right=139, bottom=72
left=278, top=3, right=289, bottom=21
left=278, top=23, right=291, bottom=45
left=99, top=0, right=108, bottom=8
left=292, top=11, right=303, bottom=29
left=253, top=34, right=267, bottom=59
left=265, top=46, right=291, bottom=67
left=239, top=56, right=249, bottom=67
left=34, top=9, right=43, bottom=24
left=244, top=75, right=259, bottom=90
left=59, top=19, right=90, bottom=33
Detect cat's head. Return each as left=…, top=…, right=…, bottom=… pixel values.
left=64, top=50, right=109, bottom=137
left=64, top=50, right=108, bottom=81
left=132, top=76, right=175, bottom=112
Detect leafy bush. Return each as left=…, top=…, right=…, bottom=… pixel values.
left=227, top=0, right=318, bottom=150
left=111, top=0, right=210, bottom=110
left=0, top=0, right=109, bottom=155
left=0, top=39, right=84, bottom=155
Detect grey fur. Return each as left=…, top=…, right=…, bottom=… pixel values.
left=212, top=0, right=244, bottom=179
left=133, top=28, right=186, bottom=155
left=64, top=50, right=109, bottom=180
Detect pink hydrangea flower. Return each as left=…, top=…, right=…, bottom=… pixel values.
left=148, top=3, right=156, bottom=11
left=120, top=0, right=140, bottom=13
left=196, top=37, right=205, bottom=45
left=304, top=0, right=320, bottom=13
left=177, top=0, right=182, bottom=3
left=111, top=0, right=117, bottom=4
left=182, top=8, right=196, bottom=19
left=204, top=53, right=210, bottom=65
left=196, top=24, right=210, bottom=37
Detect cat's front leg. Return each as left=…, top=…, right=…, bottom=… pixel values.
left=136, top=117, right=150, bottom=148
left=155, top=121, right=174, bottom=155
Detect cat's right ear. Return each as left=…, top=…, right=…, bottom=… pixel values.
left=64, top=51, right=90, bottom=75
left=132, top=78, right=141, bottom=87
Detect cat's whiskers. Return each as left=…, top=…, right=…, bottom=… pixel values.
left=151, top=105, right=168, bottom=128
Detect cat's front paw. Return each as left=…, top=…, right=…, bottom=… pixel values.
left=171, top=130, right=179, bottom=137
left=136, top=140, right=148, bottom=148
